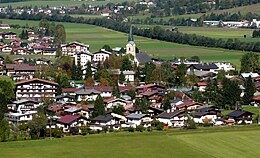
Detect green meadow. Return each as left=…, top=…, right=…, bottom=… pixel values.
left=0, top=0, right=131, bottom=7
left=1, top=126, right=260, bottom=158
left=0, top=19, right=247, bottom=68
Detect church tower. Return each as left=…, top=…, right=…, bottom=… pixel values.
left=126, top=25, right=136, bottom=58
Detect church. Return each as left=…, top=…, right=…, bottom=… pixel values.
left=125, top=26, right=151, bottom=66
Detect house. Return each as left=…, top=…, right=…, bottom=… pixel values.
left=0, top=31, right=16, bottom=39
left=75, top=89, right=101, bottom=101
left=188, top=63, right=218, bottom=73
left=35, top=58, right=50, bottom=65
left=125, top=113, right=152, bottom=128
left=226, top=109, right=253, bottom=124
left=7, top=99, right=40, bottom=113
left=90, top=113, right=126, bottom=131
left=42, top=47, right=57, bottom=56
left=193, top=111, right=217, bottom=124
left=15, top=78, right=58, bottom=102
left=93, top=49, right=111, bottom=62
left=5, top=64, right=38, bottom=80
left=156, top=110, right=186, bottom=127
left=0, top=24, right=10, bottom=29
left=12, top=47, right=28, bottom=55
left=104, top=97, right=132, bottom=109
left=214, top=62, right=235, bottom=72
left=73, top=52, right=93, bottom=67
left=176, top=101, right=203, bottom=111
left=55, top=95, right=76, bottom=103
left=84, top=86, right=134, bottom=98
left=241, top=72, right=259, bottom=79
left=61, top=42, right=90, bottom=56
left=13, top=58, right=25, bottom=64
left=56, top=114, right=89, bottom=133
left=5, top=111, right=37, bottom=124
left=123, top=70, right=135, bottom=82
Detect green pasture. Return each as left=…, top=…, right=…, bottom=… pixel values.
left=1, top=126, right=260, bottom=158
left=0, top=19, right=247, bottom=68
left=0, top=0, right=131, bottom=7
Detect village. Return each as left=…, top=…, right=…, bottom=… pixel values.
left=0, top=20, right=258, bottom=140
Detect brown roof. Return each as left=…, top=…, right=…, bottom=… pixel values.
left=176, top=101, right=203, bottom=109
left=253, top=95, right=260, bottom=101
left=84, top=86, right=134, bottom=93
left=62, top=88, right=82, bottom=93
left=196, top=82, right=208, bottom=86
left=136, top=83, right=155, bottom=89
left=15, top=78, right=58, bottom=85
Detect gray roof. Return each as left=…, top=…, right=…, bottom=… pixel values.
left=75, top=89, right=101, bottom=95
left=187, top=70, right=213, bottom=77
left=13, top=99, right=39, bottom=105
left=126, top=113, right=147, bottom=119
left=93, top=114, right=113, bottom=122
left=123, top=70, right=135, bottom=75
left=192, top=63, right=218, bottom=70
left=156, top=110, right=184, bottom=119
left=136, top=53, right=151, bottom=63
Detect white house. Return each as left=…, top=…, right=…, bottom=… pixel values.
left=56, top=114, right=89, bottom=133
left=61, top=42, right=90, bottom=56
left=156, top=110, right=187, bottom=127
left=93, top=49, right=111, bottom=62
left=123, top=70, right=135, bottom=82
left=125, top=113, right=152, bottom=128
left=193, top=112, right=217, bottom=124
left=5, top=111, right=37, bottom=124
left=214, top=62, right=235, bottom=72
left=75, top=89, right=101, bottom=101
left=15, top=78, right=58, bottom=102
left=73, top=52, right=93, bottom=67
left=8, top=99, right=40, bottom=114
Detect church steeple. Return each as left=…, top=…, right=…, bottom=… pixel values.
left=128, top=25, right=134, bottom=42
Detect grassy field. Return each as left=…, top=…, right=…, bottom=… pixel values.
left=0, top=0, right=131, bottom=7
left=1, top=126, right=260, bottom=157
left=0, top=19, right=247, bottom=68
left=136, top=24, right=260, bottom=43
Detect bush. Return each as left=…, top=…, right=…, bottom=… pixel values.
left=71, top=127, right=79, bottom=135
left=52, top=128, right=63, bottom=138
left=156, top=123, right=164, bottom=131
left=80, top=126, right=89, bottom=136
left=102, top=126, right=108, bottom=133
left=147, top=126, right=153, bottom=132
left=128, top=127, right=135, bottom=132
left=185, top=116, right=197, bottom=129
left=136, top=125, right=145, bottom=132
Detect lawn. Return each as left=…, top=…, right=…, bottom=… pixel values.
left=0, top=19, right=247, bottom=68
left=1, top=126, right=260, bottom=157
left=0, top=0, right=132, bottom=7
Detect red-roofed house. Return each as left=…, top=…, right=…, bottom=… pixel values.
left=15, top=78, right=58, bottom=102
left=56, top=114, right=88, bottom=132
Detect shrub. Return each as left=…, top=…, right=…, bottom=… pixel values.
left=80, top=126, right=89, bottom=136
left=136, top=125, right=145, bottom=132
left=128, top=127, right=135, bottom=132
left=52, top=128, right=63, bottom=138
left=71, top=127, right=79, bottom=135
left=156, top=122, right=164, bottom=131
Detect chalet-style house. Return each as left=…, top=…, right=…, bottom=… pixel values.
left=7, top=99, right=40, bottom=113
left=5, top=64, right=38, bottom=80
left=73, top=52, right=93, bottom=67
left=0, top=31, right=16, bottom=39
left=125, top=113, right=152, bottom=128
left=104, top=97, right=133, bottom=109
left=5, top=111, right=37, bottom=124
left=188, top=63, right=218, bottom=73
left=15, top=78, right=58, bottom=101
left=75, top=89, right=101, bottom=101
left=226, top=109, right=253, bottom=124
left=61, top=42, right=90, bottom=56
left=176, top=101, right=204, bottom=111
left=93, top=49, right=111, bottom=62
left=156, top=110, right=187, bottom=127
left=35, top=58, right=51, bottom=65
left=56, top=114, right=89, bottom=133
left=0, top=24, right=10, bottom=29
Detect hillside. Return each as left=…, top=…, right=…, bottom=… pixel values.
left=0, top=19, right=246, bottom=68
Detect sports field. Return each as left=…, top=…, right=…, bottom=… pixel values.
left=0, top=19, right=246, bottom=68
left=1, top=126, right=260, bottom=158
left=0, top=0, right=131, bottom=7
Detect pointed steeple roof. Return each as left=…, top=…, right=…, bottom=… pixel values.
left=128, top=25, right=134, bottom=42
